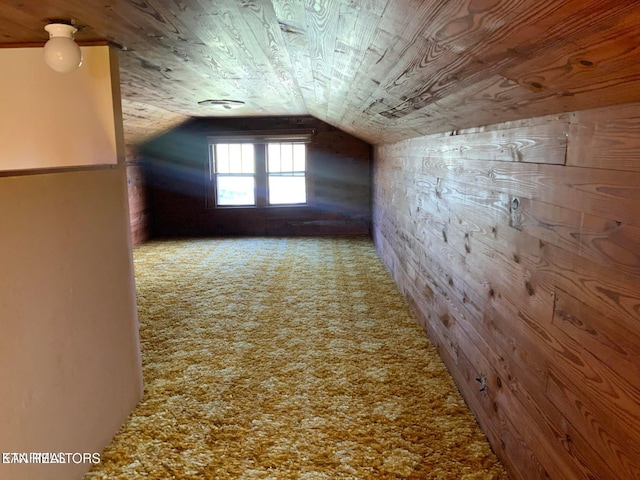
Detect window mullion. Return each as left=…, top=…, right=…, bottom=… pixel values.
left=255, top=144, right=267, bottom=207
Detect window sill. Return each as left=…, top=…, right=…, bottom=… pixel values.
left=207, top=204, right=309, bottom=210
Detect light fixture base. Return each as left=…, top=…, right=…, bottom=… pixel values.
left=44, top=23, right=78, bottom=38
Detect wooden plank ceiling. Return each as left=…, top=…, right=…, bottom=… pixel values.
left=2, top=0, right=640, bottom=146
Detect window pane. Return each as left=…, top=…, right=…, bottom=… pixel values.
left=217, top=176, right=255, bottom=205
left=267, top=143, right=280, bottom=172
left=293, top=144, right=306, bottom=171
left=215, top=144, right=230, bottom=173
left=281, top=143, right=293, bottom=172
left=268, top=175, right=306, bottom=204
left=241, top=144, right=255, bottom=173
left=228, top=144, right=243, bottom=172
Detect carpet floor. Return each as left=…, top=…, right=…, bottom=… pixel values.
left=84, top=236, right=507, bottom=479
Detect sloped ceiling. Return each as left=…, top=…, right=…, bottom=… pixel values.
left=2, top=0, right=640, bottom=146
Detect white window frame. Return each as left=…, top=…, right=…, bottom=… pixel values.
left=207, top=131, right=312, bottom=209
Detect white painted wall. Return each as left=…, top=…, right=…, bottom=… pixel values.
left=0, top=45, right=122, bottom=171
left=0, top=46, right=142, bottom=480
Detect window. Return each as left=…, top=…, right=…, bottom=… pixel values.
left=208, top=134, right=310, bottom=208
left=213, top=143, right=256, bottom=206
left=267, top=143, right=306, bottom=205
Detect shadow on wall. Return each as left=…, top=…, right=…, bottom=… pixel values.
left=139, top=116, right=373, bottom=238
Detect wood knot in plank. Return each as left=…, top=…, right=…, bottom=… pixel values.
left=509, top=196, right=523, bottom=230
left=476, top=375, right=487, bottom=393
left=525, top=281, right=535, bottom=296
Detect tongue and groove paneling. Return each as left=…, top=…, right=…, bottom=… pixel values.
left=373, top=102, right=640, bottom=480
left=5, top=1, right=640, bottom=146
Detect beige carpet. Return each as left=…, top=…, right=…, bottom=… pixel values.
left=84, top=236, right=507, bottom=479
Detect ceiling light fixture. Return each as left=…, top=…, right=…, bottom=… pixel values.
left=198, top=99, right=245, bottom=110
left=44, top=23, right=83, bottom=73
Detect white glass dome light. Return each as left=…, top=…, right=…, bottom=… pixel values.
left=43, top=23, right=83, bottom=73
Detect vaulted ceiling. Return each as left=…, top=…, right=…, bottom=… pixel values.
left=2, top=0, right=640, bottom=146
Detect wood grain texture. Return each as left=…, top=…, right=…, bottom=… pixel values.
left=568, top=106, right=640, bottom=171
left=548, top=292, right=640, bottom=480
left=376, top=176, right=602, bottom=480
left=4, top=1, right=640, bottom=145
left=384, top=123, right=568, bottom=164
left=415, top=153, right=640, bottom=226
left=125, top=145, right=149, bottom=246
left=500, top=4, right=640, bottom=92
left=326, top=0, right=388, bottom=124
left=373, top=101, right=640, bottom=480
left=271, top=0, right=316, bottom=107
left=511, top=197, right=640, bottom=276
left=120, top=99, right=189, bottom=146
left=303, top=0, right=341, bottom=121
left=126, top=161, right=149, bottom=246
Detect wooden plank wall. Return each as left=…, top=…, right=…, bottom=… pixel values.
left=125, top=146, right=150, bottom=246
left=372, top=102, right=640, bottom=480
left=142, top=116, right=371, bottom=237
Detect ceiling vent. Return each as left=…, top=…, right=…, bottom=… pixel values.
left=197, top=99, right=245, bottom=109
